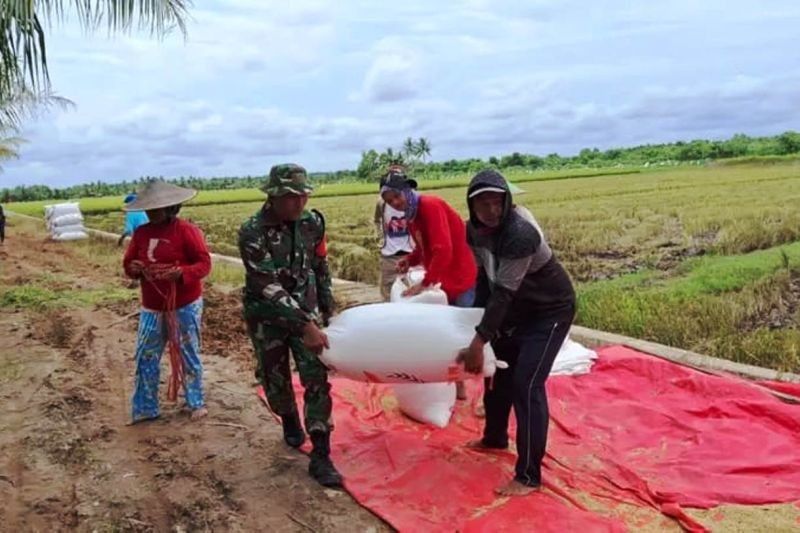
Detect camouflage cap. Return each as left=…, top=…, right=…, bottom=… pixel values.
left=261, top=163, right=314, bottom=196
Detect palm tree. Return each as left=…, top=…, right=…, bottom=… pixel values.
left=402, top=137, right=417, bottom=159
left=417, top=137, right=431, bottom=163
left=0, top=1, right=189, bottom=130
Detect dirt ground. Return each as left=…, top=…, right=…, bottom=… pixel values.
left=0, top=220, right=387, bottom=532
left=2, top=216, right=799, bottom=532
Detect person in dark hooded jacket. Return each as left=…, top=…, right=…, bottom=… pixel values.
left=457, top=169, right=576, bottom=496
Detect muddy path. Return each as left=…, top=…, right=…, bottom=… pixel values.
left=0, top=221, right=387, bottom=532
left=4, top=217, right=800, bottom=532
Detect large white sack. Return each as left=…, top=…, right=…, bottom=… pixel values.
left=52, top=231, right=88, bottom=241
left=322, top=303, right=505, bottom=383
left=390, top=338, right=595, bottom=428
left=50, top=223, right=87, bottom=236
left=47, top=203, right=81, bottom=220
left=551, top=338, right=597, bottom=376
left=394, top=382, right=456, bottom=428
left=389, top=273, right=448, bottom=305
left=388, top=268, right=454, bottom=426
left=50, top=213, right=84, bottom=228
left=393, top=337, right=596, bottom=428
left=403, top=267, right=425, bottom=286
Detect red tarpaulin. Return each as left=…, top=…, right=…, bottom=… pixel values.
left=257, top=345, right=800, bottom=532
left=758, top=379, right=800, bottom=398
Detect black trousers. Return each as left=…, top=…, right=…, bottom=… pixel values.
left=482, top=309, right=574, bottom=486
left=0, top=223, right=4, bottom=243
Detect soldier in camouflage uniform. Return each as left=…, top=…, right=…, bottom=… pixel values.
left=239, top=163, right=342, bottom=487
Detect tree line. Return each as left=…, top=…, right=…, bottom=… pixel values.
left=4, top=131, right=800, bottom=203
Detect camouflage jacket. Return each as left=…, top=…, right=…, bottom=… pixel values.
left=238, top=205, right=334, bottom=334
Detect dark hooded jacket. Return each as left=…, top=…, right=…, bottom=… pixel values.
left=466, top=170, right=575, bottom=341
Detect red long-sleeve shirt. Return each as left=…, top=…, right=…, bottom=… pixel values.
left=123, top=219, right=212, bottom=311
left=407, top=195, right=477, bottom=302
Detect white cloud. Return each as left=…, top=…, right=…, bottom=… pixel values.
left=360, top=49, right=423, bottom=102
left=3, top=0, right=800, bottom=187
left=187, top=113, right=224, bottom=134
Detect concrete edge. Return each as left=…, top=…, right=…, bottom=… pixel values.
left=10, top=210, right=800, bottom=385
left=570, top=324, right=800, bottom=384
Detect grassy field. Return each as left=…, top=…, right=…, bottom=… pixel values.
left=21, top=162, right=800, bottom=371
left=84, top=162, right=800, bottom=281
left=6, top=167, right=639, bottom=216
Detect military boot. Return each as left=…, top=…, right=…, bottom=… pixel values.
left=281, top=412, right=305, bottom=448
left=308, top=431, right=343, bottom=488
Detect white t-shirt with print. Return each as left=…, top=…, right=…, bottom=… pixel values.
left=381, top=203, right=414, bottom=257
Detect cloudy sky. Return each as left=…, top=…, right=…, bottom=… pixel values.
left=3, top=0, right=800, bottom=187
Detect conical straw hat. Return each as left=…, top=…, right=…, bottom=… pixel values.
left=123, top=180, right=197, bottom=212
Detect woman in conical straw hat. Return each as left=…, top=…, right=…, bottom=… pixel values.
left=122, top=180, right=212, bottom=423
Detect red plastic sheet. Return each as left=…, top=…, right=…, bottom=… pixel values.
left=758, top=379, right=800, bottom=398
left=257, top=345, right=800, bottom=532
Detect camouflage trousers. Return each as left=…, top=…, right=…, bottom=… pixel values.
left=245, top=319, right=332, bottom=434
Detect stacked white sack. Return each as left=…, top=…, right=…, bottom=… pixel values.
left=45, top=202, right=88, bottom=241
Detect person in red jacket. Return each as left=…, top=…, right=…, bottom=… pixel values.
left=122, top=180, right=212, bottom=423
left=380, top=168, right=478, bottom=398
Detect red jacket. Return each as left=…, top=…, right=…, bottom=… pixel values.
left=123, top=219, right=212, bottom=311
left=407, top=195, right=477, bottom=302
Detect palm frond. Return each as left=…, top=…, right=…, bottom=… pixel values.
left=52, top=1, right=192, bottom=38
left=0, top=1, right=190, bottom=101
left=0, top=88, right=74, bottom=130
left=0, top=133, right=25, bottom=161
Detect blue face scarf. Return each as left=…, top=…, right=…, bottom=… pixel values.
left=403, top=188, right=420, bottom=221
left=381, top=185, right=420, bottom=221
